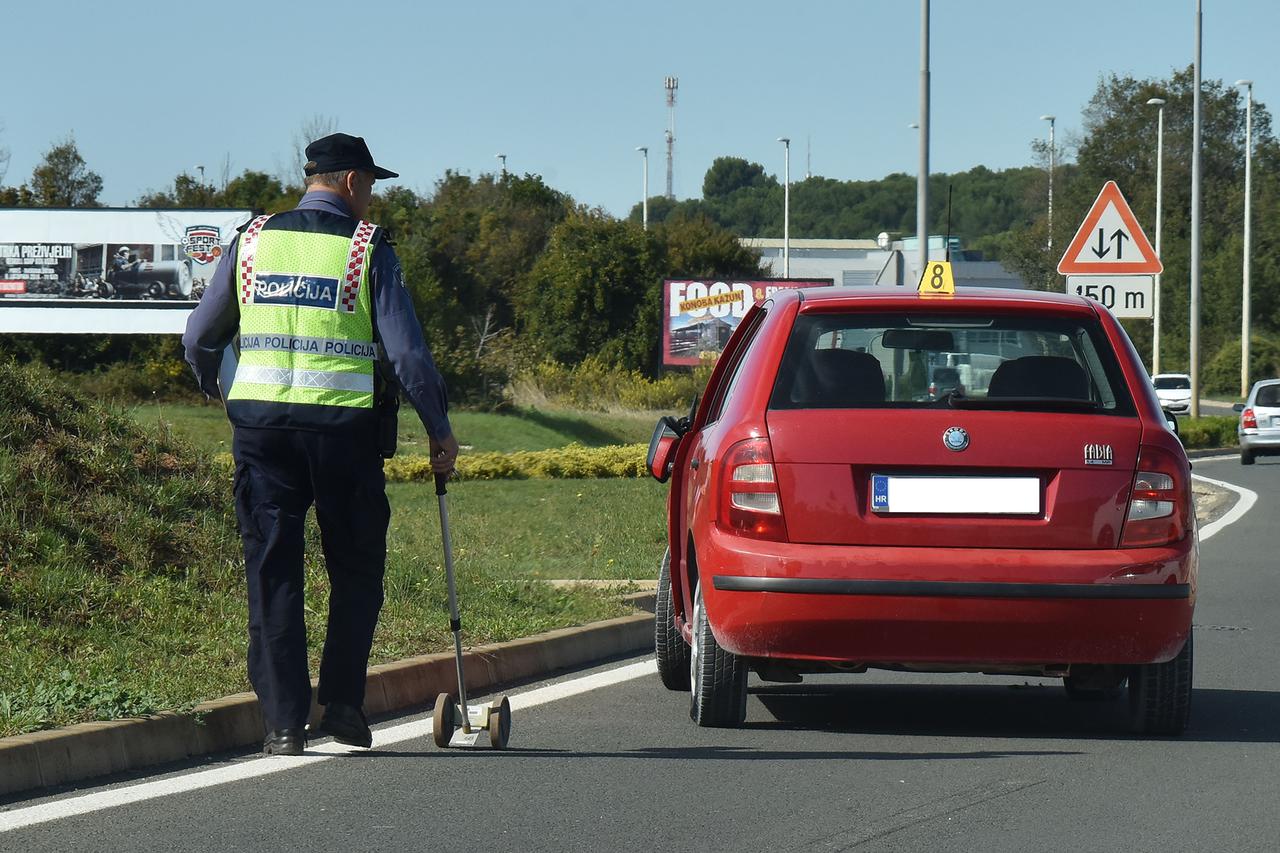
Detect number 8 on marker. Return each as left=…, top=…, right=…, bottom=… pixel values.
left=930, top=265, right=945, bottom=290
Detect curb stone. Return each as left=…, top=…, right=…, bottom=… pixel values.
left=0, top=592, right=658, bottom=799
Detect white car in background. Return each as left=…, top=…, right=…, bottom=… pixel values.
left=1235, top=379, right=1280, bottom=465
left=1152, top=373, right=1193, bottom=414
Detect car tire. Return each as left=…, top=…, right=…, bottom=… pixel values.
left=655, top=548, right=691, bottom=691
left=689, top=581, right=748, bottom=727
left=1241, top=449, right=1255, bottom=466
left=1128, top=633, right=1193, bottom=736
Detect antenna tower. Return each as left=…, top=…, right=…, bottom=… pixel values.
left=664, top=76, right=678, bottom=200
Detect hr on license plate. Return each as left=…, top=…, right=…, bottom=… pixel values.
left=871, top=475, right=1040, bottom=514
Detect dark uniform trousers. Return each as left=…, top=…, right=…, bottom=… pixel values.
left=231, top=424, right=390, bottom=731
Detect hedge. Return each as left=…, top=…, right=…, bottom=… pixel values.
left=214, top=442, right=649, bottom=482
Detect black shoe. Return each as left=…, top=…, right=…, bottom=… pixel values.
left=317, top=702, right=373, bottom=748
left=263, top=728, right=305, bottom=756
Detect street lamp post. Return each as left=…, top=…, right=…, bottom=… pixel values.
left=1190, top=0, right=1203, bottom=419
left=635, top=146, right=649, bottom=231
left=495, top=153, right=507, bottom=176
left=918, top=0, right=930, bottom=281
left=195, top=164, right=205, bottom=186
left=1237, top=79, right=1254, bottom=398
left=1147, top=97, right=1166, bottom=374
left=778, top=137, right=791, bottom=277
left=1040, top=115, right=1055, bottom=255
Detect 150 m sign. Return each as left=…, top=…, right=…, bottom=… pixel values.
left=1066, top=275, right=1154, bottom=319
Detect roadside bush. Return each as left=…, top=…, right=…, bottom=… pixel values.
left=1202, top=333, right=1280, bottom=397
left=511, top=354, right=713, bottom=412
left=1179, top=415, right=1238, bottom=449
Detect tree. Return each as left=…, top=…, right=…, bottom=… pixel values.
left=702, top=157, right=774, bottom=199
left=27, top=137, right=103, bottom=207
left=1001, top=67, right=1279, bottom=372
left=517, top=210, right=664, bottom=372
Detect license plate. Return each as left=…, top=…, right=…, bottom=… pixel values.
left=871, top=475, right=1041, bottom=514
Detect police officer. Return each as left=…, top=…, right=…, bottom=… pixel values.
left=183, top=133, right=458, bottom=756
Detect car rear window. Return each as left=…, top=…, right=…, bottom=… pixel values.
left=1154, top=376, right=1192, bottom=390
left=769, top=311, right=1136, bottom=415
left=1257, top=384, right=1280, bottom=407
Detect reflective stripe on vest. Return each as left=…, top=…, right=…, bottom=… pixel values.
left=228, top=215, right=379, bottom=412
left=233, top=365, right=375, bottom=394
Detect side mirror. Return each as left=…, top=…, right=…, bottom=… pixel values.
left=1162, top=408, right=1180, bottom=436
left=1233, top=403, right=1246, bottom=413
left=647, top=418, right=681, bottom=483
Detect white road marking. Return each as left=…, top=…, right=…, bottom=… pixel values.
left=1192, top=468, right=1258, bottom=543
left=0, top=659, right=658, bottom=834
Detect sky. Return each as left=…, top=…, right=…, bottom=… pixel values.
left=2, top=1, right=1275, bottom=219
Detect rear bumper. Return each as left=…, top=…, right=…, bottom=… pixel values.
left=699, top=527, right=1196, bottom=666
left=1240, top=431, right=1280, bottom=453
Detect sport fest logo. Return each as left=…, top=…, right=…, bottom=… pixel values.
left=182, top=225, right=222, bottom=264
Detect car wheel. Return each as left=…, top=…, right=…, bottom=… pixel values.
left=1241, top=450, right=1255, bottom=466
left=1128, top=633, right=1193, bottom=735
left=689, top=581, right=748, bottom=727
left=655, top=548, right=691, bottom=691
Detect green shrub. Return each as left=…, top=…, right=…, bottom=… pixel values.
left=1202, top=333, right=1280, bottom=397
left=512, top=354, right=713, bottom=412
left=1179, top=415, right=1238, bottom=449
left=214, top=442, right=649, bottom=481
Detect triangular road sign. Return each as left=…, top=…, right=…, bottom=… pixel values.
left=1057, top=181, right=1163, bottom=275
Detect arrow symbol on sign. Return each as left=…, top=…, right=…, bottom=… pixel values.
left=1110, top=228, right=1128, bottom=259
left=1092, top=229, right=1110, bottom=258
left=1090, top=228, right=1130, bottom=260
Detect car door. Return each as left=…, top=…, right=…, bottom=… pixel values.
left=668, top=302, right=770, bottom=632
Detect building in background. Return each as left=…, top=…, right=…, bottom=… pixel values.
left=742, top=235, right=1025, bottom=289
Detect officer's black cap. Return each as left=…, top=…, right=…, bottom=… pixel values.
left=303, top=133, right=398, bottom=180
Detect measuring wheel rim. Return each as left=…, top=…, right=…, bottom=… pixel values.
left=432, top=692, right=455, bottom=748
left=488, top=696, right=512, bottom=749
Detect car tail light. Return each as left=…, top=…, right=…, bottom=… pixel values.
left=1241, top=407, right=1258, bottom=430
left=719, top=437, right=788, bottom=541
left=1120, top=445, right=1192, bottom=547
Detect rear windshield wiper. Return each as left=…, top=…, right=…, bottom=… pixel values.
left=950, top=396, right=1103, bottom=412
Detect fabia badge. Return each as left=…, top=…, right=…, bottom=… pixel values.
left=942, top=427, right=969, bottom=452
left=1084, top=443, right=1114, bottom=465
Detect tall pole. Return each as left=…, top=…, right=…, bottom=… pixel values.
left=918, top=0, right=930, bottom=281
left=1040, top=116, right=1055, bottom=256
left=636, top=146, right=649, bottom=230
left=1189, top=0, right=1202, bottom=419
left=495, top=153, right=507, bottom=176
left=1238, top=80, right=1254, bottom=398
left=1147, top=98, right=1166, bottom=374
left=664, top=76, right=678, bottom=201
left=778, top=137, right=791, bottom=277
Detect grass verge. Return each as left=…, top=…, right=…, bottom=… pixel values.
left=128, top=401, right=663, bottom=456
left=1, top=364, right=667, bottom=738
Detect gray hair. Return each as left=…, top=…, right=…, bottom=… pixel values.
left=303, top=168, right=351, bottom=189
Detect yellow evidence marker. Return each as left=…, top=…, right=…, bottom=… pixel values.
left=917, top=260, right=956, bottom=296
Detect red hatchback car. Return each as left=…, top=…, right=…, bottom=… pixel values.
left=648, top=287, right=1196, bottom=734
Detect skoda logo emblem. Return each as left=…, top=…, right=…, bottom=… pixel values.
left=942, top=427, right=969, bottom=452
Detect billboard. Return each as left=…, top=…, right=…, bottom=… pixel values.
left=0, top=208, right=252, bottom=333
left=662, top=278, right=833, bottom=366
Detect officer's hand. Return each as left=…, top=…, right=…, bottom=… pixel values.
left=429, top=433, right=460, bottom=475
